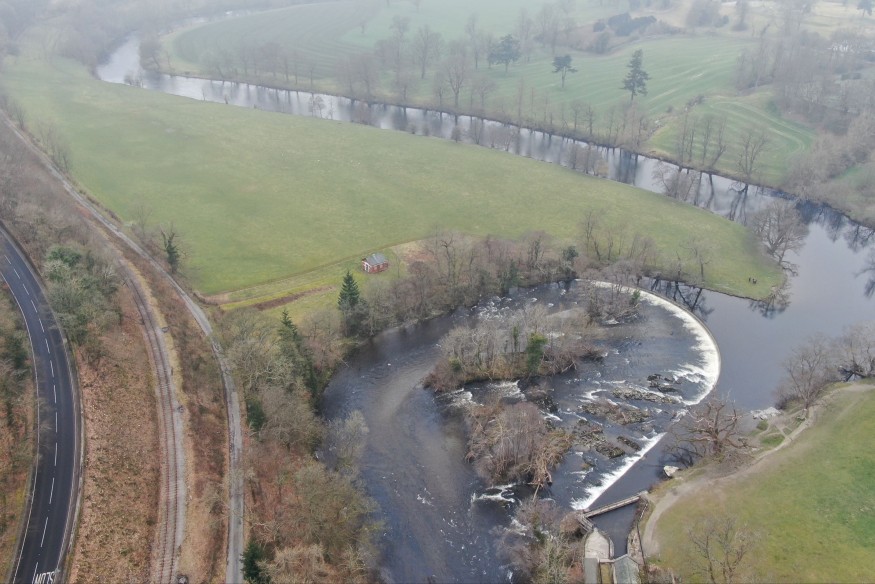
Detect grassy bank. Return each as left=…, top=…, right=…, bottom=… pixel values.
left=164, top=2, right=818, bottom=186
left=3, top=49, right=780, bottom=303
left=649, top=382, right=875, bottom=582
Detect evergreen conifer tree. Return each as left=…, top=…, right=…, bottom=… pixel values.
left=621, top=49, right=650, bottom=101
left=338, top=270, right=367, bottom=336
left=338, top=270, right=361, bottom=310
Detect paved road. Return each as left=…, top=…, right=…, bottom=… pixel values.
left=2, top=113, right=244, bottom=584
left=2, top=228, right=80, bottom=584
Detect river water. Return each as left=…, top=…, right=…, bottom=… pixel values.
left=97, top=34, right=875, bottom=582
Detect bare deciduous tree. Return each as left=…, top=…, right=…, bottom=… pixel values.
left=412, top=24, right=443, bottom=80
left=748, top=199, right=808, bottom=266
left=670, top=397, right=746, bottom=464
left=653, top=163, right=700, bottom=202
left=470, top=74, right=496, bottom=110
left=442, top=52, right=471, bottom=109
left=699, top=114, right=728, bottom=169
left=835, top=321, right=875, bottom=380
left=325, top=410, right=368, bottom=475
left=684, top=235, right=714, bottom=285
left=778, top=333, right=838, bottom=411
left=736, top=127, right=768, bottom=183
left=687, top=512, right=760, bottom=584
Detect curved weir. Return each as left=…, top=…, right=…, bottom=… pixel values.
left=319, top=282, right=722, bottom=582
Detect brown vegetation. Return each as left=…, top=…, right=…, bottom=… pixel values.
left=218, top=308, right=376, bottom=583
left=668, top=397, right=747, bottom=467
left=777, top=321, right=875, bottom=411
left=500, top=499, right=588, bottom=584
left=0, top=290, right=33, bottom=576
left=0, top=105, right=166, bottom=580
left=67, top=287, right=159, bottom=583
left=128, top=252, right=228, bottom=583
left=466, top=400, right=573, bottom=488
left=686, top=511, right=760, bottom=584
left=424, top=304, right=606, bottom=393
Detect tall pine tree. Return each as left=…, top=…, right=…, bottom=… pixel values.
left=338, top=270, right=361, bottom=310
left=621, top=49, right=650, bottom=102
left=278, top=308, right=319, bottom=397
left=338, top=270, right=366, bottom=336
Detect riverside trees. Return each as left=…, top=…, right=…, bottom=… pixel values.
left=669, top=397, right=747, bottom=466
left=776, top=322, right=875, bottom=411
left=425, top=303, right=600, bottom=392
left=219, top=307, right=376, bottom=582
left=748, top=199, right=808, bottom=267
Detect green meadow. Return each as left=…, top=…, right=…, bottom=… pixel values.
left=3, top=46, right=778, bottom=301
left=651, top=383, right=875, bottom=582
left=165, top=1, right=818, bottom=186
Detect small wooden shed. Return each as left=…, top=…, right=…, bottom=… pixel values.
left=362, top=253, right=389, bottom=274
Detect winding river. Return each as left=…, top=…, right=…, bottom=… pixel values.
left=97, top=33, right=875, bottom=582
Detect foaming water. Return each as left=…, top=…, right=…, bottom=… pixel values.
left=322, top=281, right=718, bottom=581
left=639, top=295, right=720, bottom=405
left=570, top=432, right=666, bottom=511
left=590, top=282, right=721, bottom=406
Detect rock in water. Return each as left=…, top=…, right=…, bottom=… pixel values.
left=663, top=465, right=680, bottom=478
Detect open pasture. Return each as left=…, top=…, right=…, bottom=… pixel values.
left=4, top=50, right=779, bottom=301
left=166, top=1, right=820, bottom=185
left=651, top=383, right=875, bottom=582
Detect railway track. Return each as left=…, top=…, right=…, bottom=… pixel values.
left=3, top=111, right=242, bottom=583
left=128, top=277, right=186, bottom=583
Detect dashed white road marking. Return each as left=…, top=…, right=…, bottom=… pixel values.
left=54, top=412, right=57, bottom=432
left=39, top=319, right=45, bottom=333
left=53, top=384, right=57, bottom=404
left=13, top=268, right=20, bottom=279
left=49, top=478, right=54, bottom=505
left=45, top=339, right=50, bottom=354
left=30, top=299, right=37, bottom=312
left=54, top=443, right=57, bottom=467
left=4, top=254, right=10, bottom=264
left=40, top=517, right=48, bottom=548
left=50, top=361, right=54, bottom=378
left=23, top=284, right=29, bottom=296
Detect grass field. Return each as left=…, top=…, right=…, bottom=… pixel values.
left=3, top=38, right=780, bottom=304
left=648, top=92, right=815, bottom=185
left=164, top=1, right=821, bottom=186
left=651, top=382, right=875, bottom=582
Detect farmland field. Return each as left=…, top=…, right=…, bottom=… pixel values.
left=3, top=51, right=779, bottom=299
left=164, top=0, right=821, bottom=185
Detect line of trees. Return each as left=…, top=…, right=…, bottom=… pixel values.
left=329, top=215, right=719, bottom=346
left=668, top=320, right=875, bottom=470
left=219, top=307, right=377, bottom=583
left=777, top=321, right=875, bottom=411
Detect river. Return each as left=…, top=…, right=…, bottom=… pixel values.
left=97, top=33, right=875, bottom=582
